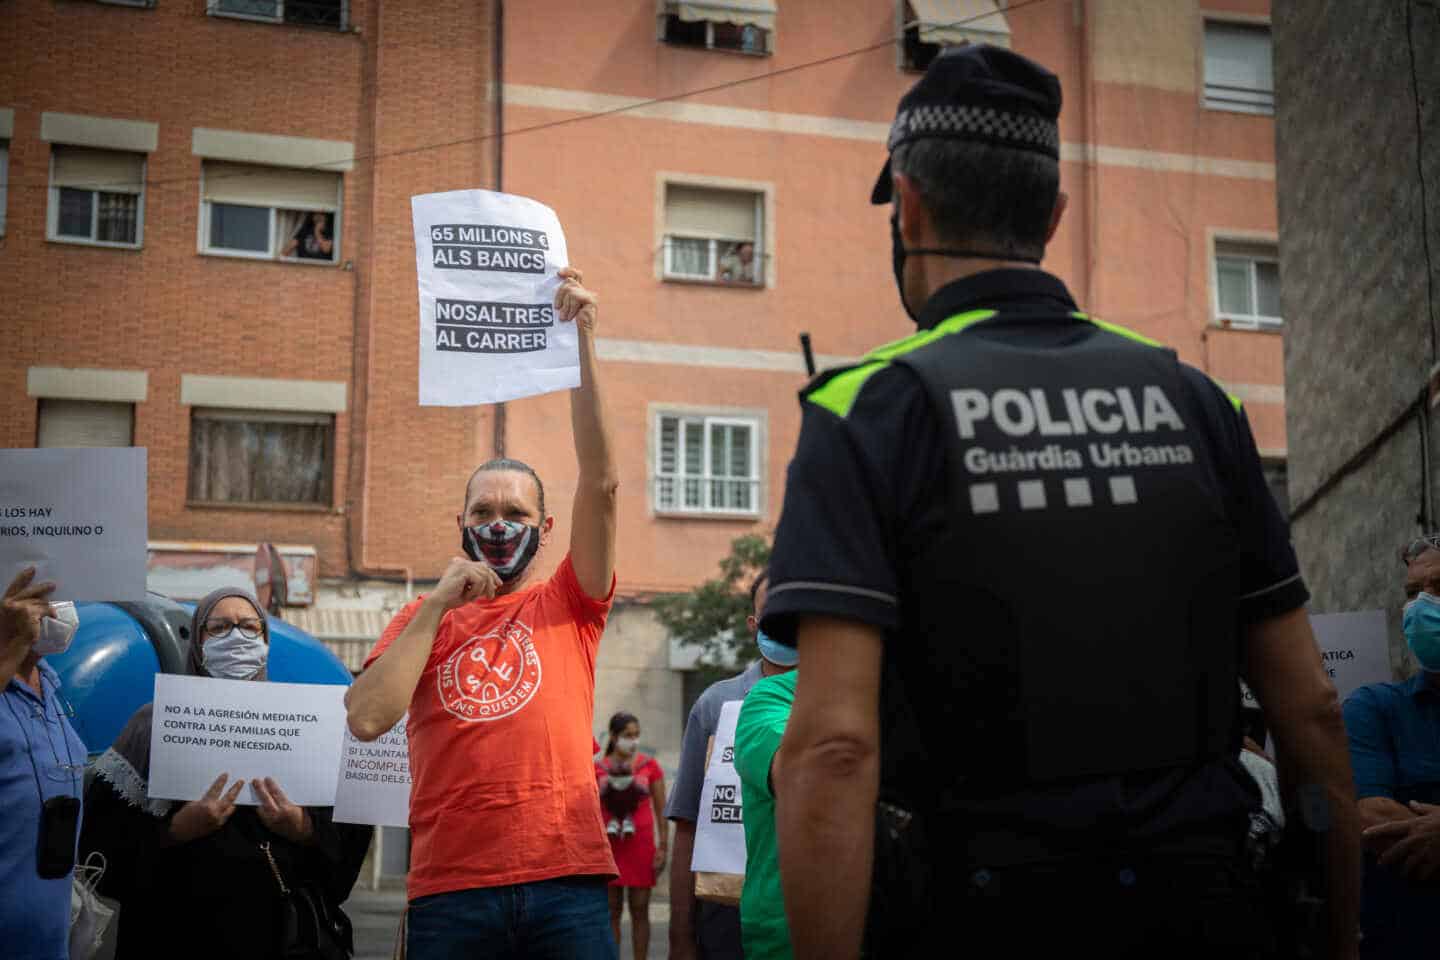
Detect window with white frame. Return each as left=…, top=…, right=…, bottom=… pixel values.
left=201, top=160, right=340, bottom=264
left=1203, top=21, right=1274, bottom=115
left=188, top=408, right=334, bottom=506
left=47, top=146, right=145, bottom=248
left=655, top=412, right=761, bottom=516
left=658, top=1, right=774, bottom=55
left=207, top=0, right=346, bottom=29
left=899, top=1, right=1011, bottom=72
left=663, top=184, right=764, bottom=285
left=1214, top=240, right=1281, bottom=329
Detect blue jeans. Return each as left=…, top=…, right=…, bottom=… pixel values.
left=407, top=877, right=617, bottom=960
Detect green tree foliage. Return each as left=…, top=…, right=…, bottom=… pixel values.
left=652, top=534, right=770, bottom=674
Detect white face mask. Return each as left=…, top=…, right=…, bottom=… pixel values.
left=34, top=602, right=79, bottom=657
left=202, top=629, right=268, bottom=680
left=616, top=736, right=639, bottom=754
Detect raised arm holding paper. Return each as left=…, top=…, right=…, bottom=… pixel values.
left=347, top=265, right=621, bottom=958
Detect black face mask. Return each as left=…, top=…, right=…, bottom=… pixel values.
left=461, top=520, right=542, bottom=583
left=889, top=202, right=1042, bottom=327
left=890, top=213, right=917, bottom=324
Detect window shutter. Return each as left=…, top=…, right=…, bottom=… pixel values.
left=37, top=399, right=133, bottom=447
left=1204, top=22, right=1273, bottom=107
left=665, top=185, right=757, bottom=241
left=906, top=0, right=1011, bottom=48
left=52, top=147, right=144, bottom=193
left=667, top=0, right=776, bottom=31
left=203, top=160, right=340, bottom=211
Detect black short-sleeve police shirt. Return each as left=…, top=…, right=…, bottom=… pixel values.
left=760, top=270, right=1308, bottom=856
left=762, top=269, right=1307, bottom=644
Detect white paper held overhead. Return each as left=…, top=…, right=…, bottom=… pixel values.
left=0, top=447, right=148, bottom=602
left=412, top=189, right=577, bottom=406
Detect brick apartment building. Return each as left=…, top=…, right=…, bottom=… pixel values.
left=1, top=0, right=1286, bottom=776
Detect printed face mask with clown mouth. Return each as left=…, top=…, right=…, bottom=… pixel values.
left=462, top=520, right=542, bottom=583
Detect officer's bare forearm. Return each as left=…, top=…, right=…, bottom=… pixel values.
left=776, top=616, right=883, bottom=960
left=669, top=821, right=699, bottom=949
left=345, top=600, right=444, bottom=740
left=1244, top=608, right=1360, bottom=959
left=777, top=735, right=877, bottom=960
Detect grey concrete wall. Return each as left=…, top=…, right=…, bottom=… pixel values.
left=1274, top=0, right=1440, bottom=670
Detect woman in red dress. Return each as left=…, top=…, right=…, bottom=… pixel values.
left=597, top=711, right=668, bottom=960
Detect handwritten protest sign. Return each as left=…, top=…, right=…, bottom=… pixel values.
left=148, top=674, right=347, bottom=806
left=412, top=189, right=577, bottom=406
left=692, top=700, right=746, bottom=881
left=0, top=447, right=147, bottom=602
left=333, top=716, right=411, bottom=827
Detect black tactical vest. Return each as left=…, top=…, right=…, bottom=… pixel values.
left=885, top=311, right=1243, bottom=800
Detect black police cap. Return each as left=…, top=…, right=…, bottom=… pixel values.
left=871, top=43, right=1063, bottom=204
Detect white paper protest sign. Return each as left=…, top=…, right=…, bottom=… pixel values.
left=148, top=674, right=348, bottom=807
left=333, top=716, right=411, bottom=827
left=1312, top=610, right=1392, bottom=702
left=691, top=700, right=747, bottom=876
left=412, top=189, right=576, bottom=406
left=0, top=447, right=147, bottom=602
left=1239, top=611, right=1393, bottom=713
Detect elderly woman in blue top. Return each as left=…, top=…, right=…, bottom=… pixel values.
left=0, top=567, right=88, bottom=959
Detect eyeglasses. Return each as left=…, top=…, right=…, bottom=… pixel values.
left=1402, top=535, right=1440, bottom=565
left=202, top=617, right=265, bottom=639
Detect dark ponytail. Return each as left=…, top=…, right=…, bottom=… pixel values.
left=605, top=711, right=638, bottom=757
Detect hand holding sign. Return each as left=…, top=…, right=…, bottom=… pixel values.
left=554, top=267, right=598, bottom=334
left=1, top=566, right=54, bottom=675
left=253, top=777, right=313, bottom=844
left=169, top=773, right=245, bottom=844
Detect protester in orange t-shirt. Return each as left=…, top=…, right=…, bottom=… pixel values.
left=346, top=267, right=620, bottom=960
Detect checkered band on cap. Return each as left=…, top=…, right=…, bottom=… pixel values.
left=887, top=104, right=1060, bottom=158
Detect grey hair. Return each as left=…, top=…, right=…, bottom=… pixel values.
left=465, top=458, right=546, bottom=518
left=891, top=138, right=1060, bottom=262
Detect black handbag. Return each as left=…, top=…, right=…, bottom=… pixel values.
left=259, top=841, right=353, bottom=960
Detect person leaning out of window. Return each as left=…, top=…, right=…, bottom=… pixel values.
left=1, top=567, right=87, bottom=960
left=79, top=587, right=371, bottom=960
left=282, top=211, right=334, bottom=261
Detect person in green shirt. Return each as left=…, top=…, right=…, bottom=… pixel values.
left=733, top=668, right=799, bottom=960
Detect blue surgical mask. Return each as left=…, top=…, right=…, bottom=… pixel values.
left=1403, top=592, right=1440, bottom=672
left=756, top=629, right=799, bottom=668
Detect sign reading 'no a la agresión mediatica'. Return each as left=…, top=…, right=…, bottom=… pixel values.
left=412, top=189, right=578, bottom=406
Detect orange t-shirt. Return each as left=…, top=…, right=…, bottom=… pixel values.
left=364, top=554, right=617, bottom=899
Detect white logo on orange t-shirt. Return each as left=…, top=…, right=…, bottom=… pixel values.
left=437, top=619, right=542, bottom=722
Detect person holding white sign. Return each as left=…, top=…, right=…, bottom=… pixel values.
left=347, top=266, right=620, bottom=960
left=1, top=567, right=89, bottom=960
left=80, top=588, right=368, bottom=960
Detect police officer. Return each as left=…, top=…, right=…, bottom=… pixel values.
left=761, top=45, right=1361, bottom=960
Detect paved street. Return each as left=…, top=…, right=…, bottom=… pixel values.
left=345, top=887, right=671, bottom=960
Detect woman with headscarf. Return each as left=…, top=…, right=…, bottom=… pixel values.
left=79, top=587, right=369, bottom=960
